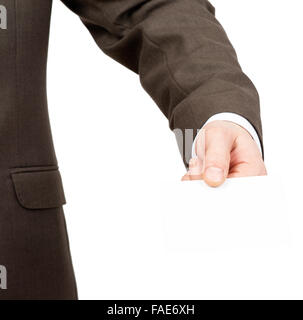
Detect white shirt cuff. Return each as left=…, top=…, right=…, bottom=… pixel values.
left=192, top=112, right=262, bottom=158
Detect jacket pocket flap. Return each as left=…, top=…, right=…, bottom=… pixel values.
left=11, top=166, right=66, bottom=210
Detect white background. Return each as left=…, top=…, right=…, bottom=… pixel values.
left=47, top=0, right=303, bottom=299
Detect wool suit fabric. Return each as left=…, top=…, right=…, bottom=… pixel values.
left=0, top=0, right=262, bottom=299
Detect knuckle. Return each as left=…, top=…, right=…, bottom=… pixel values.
left=206, top=125, right=232, bottom=141
left=258, top=163, right=267, bottom=175
left=206, top=126, right=225, bottom=135
left=250, top=159, right=267, bottom=175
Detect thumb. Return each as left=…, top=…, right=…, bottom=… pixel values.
left=203, top=127, right=234, bottom=187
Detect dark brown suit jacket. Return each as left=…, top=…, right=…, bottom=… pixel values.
left=0, top=0, right=262, bottom=300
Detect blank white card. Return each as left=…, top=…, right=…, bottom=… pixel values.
left=74, top=176, right=303, bottom=300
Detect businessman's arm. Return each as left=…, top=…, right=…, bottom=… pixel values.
left=61, top=0, right=266, bottom=185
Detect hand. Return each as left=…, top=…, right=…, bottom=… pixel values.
left=182, top=120, right=267, bottom=187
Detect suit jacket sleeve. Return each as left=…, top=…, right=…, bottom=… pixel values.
left=61, top=0, right=263, bottom=161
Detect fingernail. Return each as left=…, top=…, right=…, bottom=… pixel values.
left=204, top=167, right=224, bottom=183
